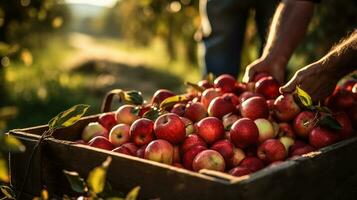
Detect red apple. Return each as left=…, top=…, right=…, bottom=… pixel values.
left=293, top=111, right=316, bottom=138
left=327, top=91, right=357, bottom=111
left=273, top=94, right=301, bottom=122
left=240, top=157, right=265, bottom=172
left=222, top=113, right=240, bottom=130
left=144, top=139, right=174, bottom=164
left=253, top=72, right=270, bottom=82
left=240, top=96, right=269, bottom=120
left=121, top=143, right=138, bottom=155
left=138, top=104, right=152, bottom=117
left=184, top=102, right=207, bottom=122
left=180, top=134, right=207, bottom=154
left=257, top=139, right=286, bottom=163
left=130, top=118, right=155, bottom=146
left=115, top=105, right=140, bottom=125
left=230, top=118, right=259, bottom=148
left=75, top=140, right=86, bottom=145
left=154, top=113, right=186, bottom=144
left=208, top=96, right=235, bottom=119
left=238, top=91, right=263, bottom=103
left=210, top=139, right=234, bottom=162
left=255, top=76, right=280, bottom=99
left=290, top=140, right=308, bottom=152
left=201, top=88, right=222, bottom=108
left=82, top=122, right=108, bottom=142
left=353, top=83, right=357, bottom=93
left=182, top=145, right=207, bottom=170
left=180, top=117, right=196, bottom=135
left=88, top=136, right=114, bottom=150
left=192, top=150, right=225, bottom=172
left=112, top=146, right=133, bottom=156
left=197, top=117, right=225, bottom=144
left=279, top=136, right=295, bottom=153
left=347, top=105, right=357, bottom=129
left=229, top=166, right=252, bottom=177
left=173, top=163, right=184, bottom=168
left=151, top=89, right=175, bottom=105
left=290, top=145, right=315, bottom=156
left=173, top=145, right=181, bottom=163
left=227, top=147, right=246, bottom=168
left=198, top=80, right=213, bottom=89
left=334, top=112, right=353, bottom=139
left=109, top=124, right=131, bottom=146
left=136, top=144, right=148, bottom=158
left=309, top=127, right=339, bottom=149
left=98, top=112, right=117, bottom=131
left=278, top=122, right=295, bottom=138
left=170, top=103, right=186, bottom=116
left=254, top=118, right=276, bottom=143
left=339, top=79, right=356, bottom=92
left=213, top=74, right=237, bottom=93
left=222, top=93, right=240, bottom=107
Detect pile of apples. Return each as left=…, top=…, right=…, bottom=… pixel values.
left=78, top=73, right=356, bottom=177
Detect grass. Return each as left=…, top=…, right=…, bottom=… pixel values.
left=3, top=32, right=201, bottom=131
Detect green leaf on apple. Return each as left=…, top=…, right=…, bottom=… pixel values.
left=121, top=91, right=144, bottom=105
left=125, top=186, right=140, bottom=200
left=87, top=156, right=112, bottom=194
left=0, top=134, right=25, bottom=153
left=318, top=115, right=342, bottom=131
left=142, top=108, right=160, bottom=121
left=48, top=104, right=90, bottom=131
left=295, top=86, right=313, bottom=108
left=185, top=82, right=205, bottom=92
left=0, top=185, right=15, bottom=199
left=63, top=170, right=88, bottom=193
left=160, top=95, right=189, bottom=110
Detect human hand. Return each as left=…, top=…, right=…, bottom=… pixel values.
left=280, top=61, right=339, bottom=103
left=242, top=57, right=286, bottom=84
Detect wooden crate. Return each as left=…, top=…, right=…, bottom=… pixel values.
left=8, top=114, right=357, bottom=200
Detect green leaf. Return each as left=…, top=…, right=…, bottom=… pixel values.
left=87, top=157, right=112, bottom=194
left=185, top=82, right=205, bottom=92
left=2, top=134, right=26, bottom=153
left=0, top=185, right=15, bottom=199
left=142, top=107, right=160, bottom=121
left=0, top=158, right=9, bottom=182
left=120, top=91, right=143, bottom=105
left=295, top=86, right=313, bottom=108
left=48, top=104, right=90, bottom=131
left=318, top=115, right=342, bottom=131
left=316, top=105, right=332, bottom=114
left=63, top=170, right=87, bottom=193
left=125, top=186, right=140, bottom=200
left=206, top=73, right=215, bottom=83
left=159, top=95, right=189, bottom=110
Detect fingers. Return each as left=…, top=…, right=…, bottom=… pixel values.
left=279, top=74, right=298, bottom=94
left=242, top=66, right=255, bottom=83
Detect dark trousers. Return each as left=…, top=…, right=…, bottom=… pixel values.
left=201, top=0, right=277, bottom=77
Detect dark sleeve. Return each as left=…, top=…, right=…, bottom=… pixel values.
left=296, top=0, right=321, bottom=3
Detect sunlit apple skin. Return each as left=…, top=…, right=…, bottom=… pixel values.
left=197, top=117, right=225, bottom=144
left=309, top=127, right=339, bottom=149
left=273, top=94, right=301, bottom=122
left=109, top=124, right=131, bottom=147
left=230, top=118, right=259, bottom=148
left=279, top=136, right=295, bottom=153
left=151, top=89, right=175, bottom=105
left=214, top=74, right=237, bottom=93
left=255, top=76, right=280, bottom=100
left=171, top=103, right=186, bottom=117
left=210, top=139, right=234, bottom=163
left=240, top=157, right=265, bottom=172
left=192, top=150, right=226, bottom=172
left=180, top=117, right=196, bottom=135
left=82, top=122, right=108, bottom=142
left=88, top=136, right=114, bottom=151
left=257, top=139, right=286, bottom=163
left=227, top=147, right=246, bottom=168
left=293, top=111, right=315, bottom=139
left=254, top=118, right=276, bottom=143
left=115, top=105, right=140, bottom=125
left=184, top=102, right=207, bottom=122
left=98, top=112, right=117, bottom=131
left=334, top=112, right=354, bottom=139
left=201, top=88, right=222, bottom=108
left=180, top=134, right=207, bottom=154
left=240, top=96, right=269, bottom=120
left=130, top=118, right=155, bottom=146
left=229, top=166, right=252, bottom=177
left=182, top=145, right=207, bottom=170
left=144, top=139, right=174, bottom=165
left=208, top=96, right=235, bottom=119
left=154, top=113, right=186, bottom=144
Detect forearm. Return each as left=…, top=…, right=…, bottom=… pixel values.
left=320, top=30, right=357, bottom=78
left=262, top=0, right=315, bottom=68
